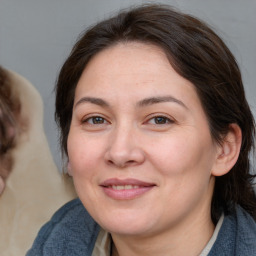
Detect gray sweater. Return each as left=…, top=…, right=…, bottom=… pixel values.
left=26, top=199, right=256, bottom=256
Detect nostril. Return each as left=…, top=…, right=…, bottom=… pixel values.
left=104, top=147, right=145, bottom=168
left=107, top=159, right=114, bottom=165
left=107, top=159, right=135, bottom=168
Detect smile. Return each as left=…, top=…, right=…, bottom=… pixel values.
left=109, top=185, right=140, bottom=190
left=100, top=178, right=155, bottom=200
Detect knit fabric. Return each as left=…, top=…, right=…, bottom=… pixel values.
left=208, top=205, right=256, bottom=255
left=26, top=199, right=256, bottom=256
left=26, top=199, right=100, bottom=256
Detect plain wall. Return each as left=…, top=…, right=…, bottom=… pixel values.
left=1, top=0, right=255, bottom=169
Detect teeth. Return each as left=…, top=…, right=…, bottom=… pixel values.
left=111, top=185, right=139, bottom=190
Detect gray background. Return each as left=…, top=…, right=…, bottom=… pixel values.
left=1, top=0, right=255, bottom=169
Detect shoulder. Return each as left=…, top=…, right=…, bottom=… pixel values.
left=209, top=205, right=256, bottom=256
left=26, top=198, right=100, bottom=256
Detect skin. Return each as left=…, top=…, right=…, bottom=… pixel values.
left=67, top=42, right=226, bottom=256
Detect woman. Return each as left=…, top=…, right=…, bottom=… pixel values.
left=27, top=4, right=256, bottom=255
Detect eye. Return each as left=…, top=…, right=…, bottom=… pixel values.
left=82, top=116, right=108, bottom=125
left=147, top=116, right=173, bottom=125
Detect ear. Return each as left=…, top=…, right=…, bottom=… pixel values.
left=211, top=123, right=242, bottom=177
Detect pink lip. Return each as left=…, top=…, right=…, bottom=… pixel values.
left=100, top=178, right=156, bottom=200
left=101, top=178, right=155, bottom=187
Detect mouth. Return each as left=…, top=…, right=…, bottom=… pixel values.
left=100, top=178, right=156, bottom=200
left=107, top=185, right=140, bottom=190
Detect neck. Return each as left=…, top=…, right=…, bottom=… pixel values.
left=111, top=204, right=215, bottom=256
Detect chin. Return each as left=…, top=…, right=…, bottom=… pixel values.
left=106, top=223, right=151, bottom=237
left=96, top=210, right=156, bottom=236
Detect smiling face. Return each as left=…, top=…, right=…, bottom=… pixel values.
left=67, top=42, right=220, bottom=239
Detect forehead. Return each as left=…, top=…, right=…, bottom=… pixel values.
left=75, top=42, right=196, bottom=99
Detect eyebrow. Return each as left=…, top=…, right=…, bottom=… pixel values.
left=137, top=96, right=188, bottom=109
left=74, top=95, right=187, bottom=109
left=74, top=97, right=109, bottom=108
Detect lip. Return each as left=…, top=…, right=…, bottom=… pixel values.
left=100, top=178, right=156, bottom=200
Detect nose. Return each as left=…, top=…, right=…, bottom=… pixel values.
left=104, top=125, right=145, bottom=168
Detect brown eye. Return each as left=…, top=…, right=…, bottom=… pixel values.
left=92, top=117, right=105, bottom=124
left=148, top=116, right=172, bottom=125
left=83, top=116, right=107, bottom=124
left=154, top=117, right=168, bottom=124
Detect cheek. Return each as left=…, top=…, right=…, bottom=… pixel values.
left=67, top=132, right=104, bottom=177
left=148, top=131, right=215, bottom=177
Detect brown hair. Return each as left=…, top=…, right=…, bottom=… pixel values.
left=55, top=4, right=256, bottom=222
left=0, top=67, right=20, bottom=181
left=0, top=67, right=17, bottom=155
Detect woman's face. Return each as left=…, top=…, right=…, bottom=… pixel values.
left=68, top=42, right=220, bottom=237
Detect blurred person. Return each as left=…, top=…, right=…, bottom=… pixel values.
left=0, top=67, right=76, bottom=256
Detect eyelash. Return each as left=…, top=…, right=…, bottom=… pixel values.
left=82, top=116, right=109, bottom=125
left=146, top=115, right=174, bottom=125
left=82, top=114, right=174, bottom=127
